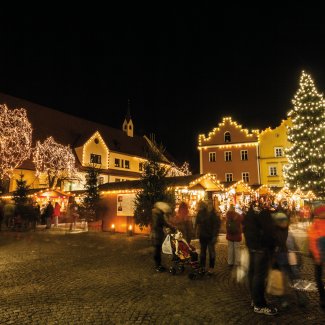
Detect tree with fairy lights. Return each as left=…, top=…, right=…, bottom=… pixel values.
left=13, top=173, right=29, bottom=206
left=134, top=141, right=175, bottom=229
left=81, top=164, right=101, bottom=222
left=285, top=71, right=325, bottom=197
left=33, top=136, right=79, bottom=189
left=167, top=161, right=192, bottom=177
left=0, top=104, right=32, bottom=192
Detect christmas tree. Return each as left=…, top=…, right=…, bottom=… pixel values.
left=134, top=141, right=175, bottom=228
left=82, top=165, right=101, bottom=222
left=285, top=71, right=325, bottom=197
left=13, top=173, right=29, bottom=205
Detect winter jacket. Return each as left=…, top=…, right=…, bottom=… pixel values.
left=151, top=207, right=174, bottom=245
left=225, top=210, right=243, bottom=242
left=243, top=207, right=276, bottom=252
left=308, top=218, right=325, bottom=264
left=196, top=207, right=221, bottom=241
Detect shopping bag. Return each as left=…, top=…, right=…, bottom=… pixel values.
left=162, top=234, right=173, bottom=254
left=266, top=269, right=284, bottom=296
left=236, top=247, right=249, bottom=283
left=288, top=251, right=298, bottom=265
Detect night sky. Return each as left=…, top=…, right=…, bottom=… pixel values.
left=1, top=5, right=325, bottom=173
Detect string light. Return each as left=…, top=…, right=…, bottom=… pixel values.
left=33, top=136, right=79, bottom=188
left=0, top=104, right=32, bottom=179
left=198, top=116, right=259, bottom=146
left=285, top=71, right=325, bottom=197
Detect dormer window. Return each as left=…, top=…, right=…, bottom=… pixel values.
left=90, top=154, right=101, bottom=164
left=224, top=131, right=231, bottom=143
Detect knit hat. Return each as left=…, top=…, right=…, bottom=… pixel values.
left=154, top=201, right=172, bottom=215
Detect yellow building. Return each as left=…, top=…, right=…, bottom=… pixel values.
left=259, top=118, right=292, bottom=188
left=0, top=93, right=177, bottom=193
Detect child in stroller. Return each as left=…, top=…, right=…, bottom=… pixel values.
left=166, top=230, right=203, bottom=279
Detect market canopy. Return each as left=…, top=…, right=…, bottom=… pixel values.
left=99, top=174, right=224, bottom=193
left=225, top=180, right=254, bottom=195
left=256, top=185, right=276, bottom=197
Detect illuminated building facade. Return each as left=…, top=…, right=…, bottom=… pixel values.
left=198, top=117, right=260, bottom=186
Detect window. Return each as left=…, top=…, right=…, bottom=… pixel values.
left=224, top=131, right=231, bottom=143
left=129, top=125, right=132, bottom=129
left=274, top=147, right=283, bottom=157
left=242, top=172, right=249, bottom=183
left=224, top=151, right=232, bottom=162
left=115, top=158, right=120, bottom=167
left=139, top=162, right=143, bottom=171
left=241, top=150, right=248, bottom=160
left=125, top=160, right=130, bottom=169
left=115, top=178, right=121, bottom=182
left=90, top=154, right=101, bottom=164
left=225, top=173, right=233, bottom=182
left=269, top=166, right=277, bottom=176
left=98, top=176, right=104, bottom=185
left=209, top=152, right=216, bottom=162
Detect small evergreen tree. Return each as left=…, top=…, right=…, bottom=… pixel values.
left=13, top=173, right=29, bottom=205
left=286, top=71, right=325, bottom=197
left=134, top=142, right=175, bottom=228
left=82, top=165, right=101, bottom=221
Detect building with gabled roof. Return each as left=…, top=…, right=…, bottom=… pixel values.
left=0, top=93, right=180, bottom=192
left=198, top=116, right=260, bottom=186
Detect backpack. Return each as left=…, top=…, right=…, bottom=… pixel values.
left=227, top=217, right=240, bottom=235
left=317, top=236, right=325, bottom=262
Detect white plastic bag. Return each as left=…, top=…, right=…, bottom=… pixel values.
left=236, top=247, right=249, bottom=283
left=162, top=234, right=173, bottom=254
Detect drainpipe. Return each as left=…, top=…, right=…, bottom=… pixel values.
left=256, top=142, right=261, bottom=185
left=199, top=147, right=203, bottom=174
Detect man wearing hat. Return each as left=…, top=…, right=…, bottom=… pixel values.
left=308, top=203, right=325, bottom=308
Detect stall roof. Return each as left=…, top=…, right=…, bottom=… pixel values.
left=225, top=180, right=254, bottom=194
left=99, top=174, right=224, bottom=193
left=256, top=185, right=276, bottom=196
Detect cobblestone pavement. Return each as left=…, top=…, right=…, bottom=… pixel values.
left=0, top=230, right=324, bottom=324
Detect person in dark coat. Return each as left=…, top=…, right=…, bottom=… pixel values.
left=44, top=201, right=54, bottom=229
left=195, top=200, right=221, bottom=275
left=272, top=208, right=308, bottom=308
left=243, top=201, right=278, bottom=316
left=151, top=201, right=175, bottom=272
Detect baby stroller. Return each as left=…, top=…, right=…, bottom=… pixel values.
left=162, top=230, right=203, bottom=279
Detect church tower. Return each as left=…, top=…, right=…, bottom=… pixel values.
left=122, top=99, right=134, bottom=137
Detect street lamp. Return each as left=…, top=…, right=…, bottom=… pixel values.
left=111, top=224, right=115, bottom=233
left=128, top=224, right=133, bottom=236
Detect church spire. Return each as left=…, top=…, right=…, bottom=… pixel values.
left=125, top=99, right=132, bottom=122
left=122, top=99, right=134, bottom=137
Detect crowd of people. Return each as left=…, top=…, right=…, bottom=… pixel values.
left=0, top=197, right=79, bottom=231
left=151, top=199, right=325, bottom=316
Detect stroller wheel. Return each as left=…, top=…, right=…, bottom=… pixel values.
left=169, top=267, right=177, bottom=275
left=178, top=265, right=185, bottom=273
left=188, top=272, right=198, bottom=280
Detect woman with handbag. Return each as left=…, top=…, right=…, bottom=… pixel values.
left=272, top=209, right=308, bottom=308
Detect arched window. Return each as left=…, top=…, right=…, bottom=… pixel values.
left=224, top=131, right=231, bottom=143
